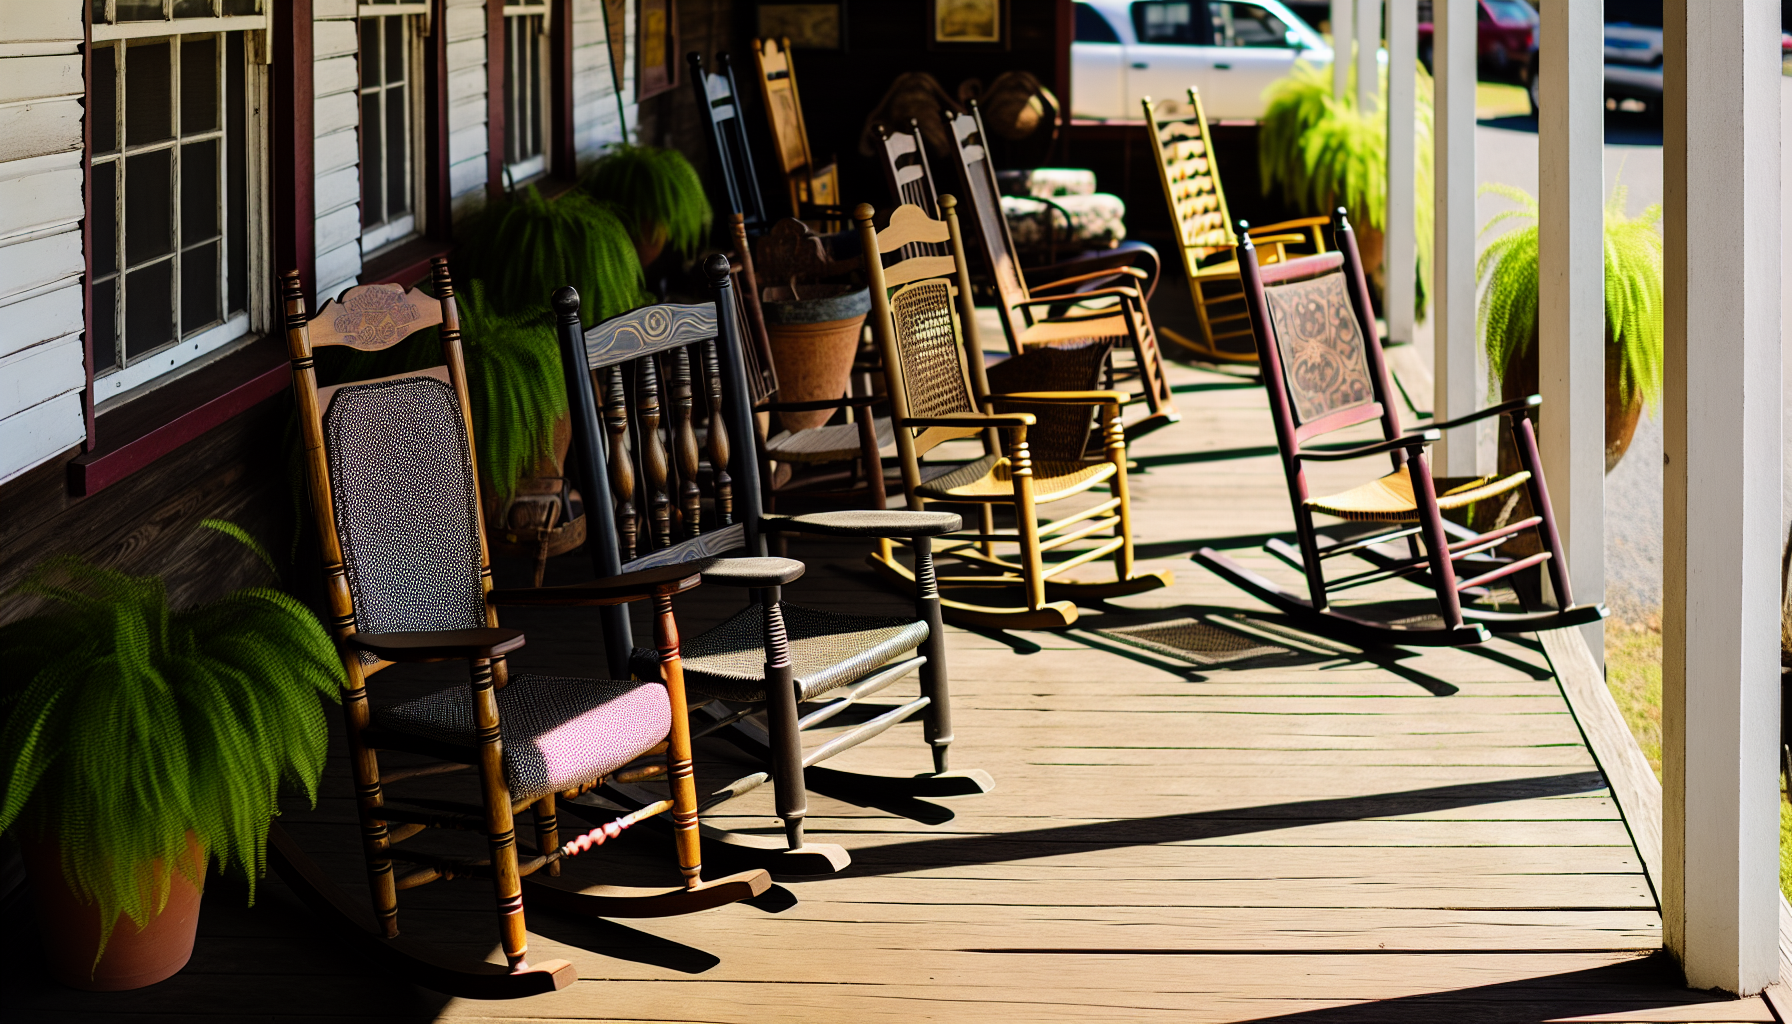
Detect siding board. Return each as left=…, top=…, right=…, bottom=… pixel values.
left=0, top=230, right=82, bottom=305
left=313, top=90, right=357, bottom=138
left=0, top=282, right=82, bottom=361
left=313, top=53, right=357, bottom=100
left=0, top=99, right=83, bottom=164
left=314, top=164, right=359, bottom=218
left=0, top=163, right=83, bottom=242
left=0, top=54, right=82, bottom=104
left=314, top=127, right=357, bottom=176
left=0, top=332, right=83, bottom=422
left=0, top=4, right=82, bottom=45
left=0, top=389, right=83, bottom=485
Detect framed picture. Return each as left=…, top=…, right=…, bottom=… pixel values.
left=757, top=3, right=845, bottom=51
left=637, top=0, right=680, bottom=100
left=928, top=0, right=1007, bottom=49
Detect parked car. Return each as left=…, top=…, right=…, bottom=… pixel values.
left=1601, top=1, right=1662, bottom=112
left=1071, top=0, right=1336, bottom=121
left=1416, top=0, right=1540, bottom=81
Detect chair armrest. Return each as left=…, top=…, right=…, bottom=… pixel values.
left=763, top=510, right=963, bottom=539
left=996, top=390, right=1131, bottom=406
left=1025, top=245, right=1160, bottom=291
left=1245, top=233, right=1310, bottom=248
left=1298, top=429, right=1440, bottom=462
left=1012, top=286, right=1141, bottom=310
left=488, top=562, right=705, bottom=607
left=1248, top=216, right=1331, bottom=236
left=763, top=394, right=887, bottom=414
left=691, top=556, right=806, bottom=588
left=346, top=628, right=526, bottom=663
left=905, top=411, right=1036, bottom=428
left=1428, top=394, right=1541, bottom=432
left=1027, top=266, right=1150, bottom=295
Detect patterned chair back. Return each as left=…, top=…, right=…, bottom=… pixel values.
left=283, top=260, right=496, bottom=671
left=689, top=52, right=770, bottom=236
left=1142, top=88, right=1235, bottom=271
left=940, top=106, right=1034, bottom=348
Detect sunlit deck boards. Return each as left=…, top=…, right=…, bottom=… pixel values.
left=8, top=355, right=1746, bottom=1023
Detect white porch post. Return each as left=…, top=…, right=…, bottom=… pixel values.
left=1331, top=0, right=1353, bottom=99
left=1536, top=0, right=1604, bottom=655
left=1355, top=0, right=1380, bottom=113
left=1432, top=0, right=1479, bottom=476
left=1662, top=0, right=1782, bottom=996
left=1384, top=0, right=1416, bottom=348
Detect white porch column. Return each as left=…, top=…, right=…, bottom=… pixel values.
left=1354, top=0, right=1380, bottom=113
left=1331, top=0, right=1353, bottom=99
left=1432, top=0, right=1479, bottom=476
left=1662, top=0, right=1782, bottom=996
left=1384, top=0, right=1416, bottom=348
left=1536, top=0, right=1603, bottom=654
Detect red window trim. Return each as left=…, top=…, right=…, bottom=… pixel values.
left=486, top=0, right=507, bottom=195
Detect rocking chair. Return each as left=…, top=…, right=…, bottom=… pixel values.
left=555, top=254, right=992, bottom=876
left=752, top=37, right=846, bottom=230
left=1194, top=212, right=1608, bottom=647
left=858, top=199, right=1173, bottom=630
left=274, top=260, right=769, bottom=998
left=941, top=107, right=1179, bottom=441
left=688, top=51, right=773, bottom=239
left=1142, top=88, right=1329, bottom=365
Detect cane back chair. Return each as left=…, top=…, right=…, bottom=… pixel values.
left=752, top=37, right=844, bottom=229
left=857, top=200, right=1173, bottom=630
left=1194, top=212, right=1608, bottom=648
left=1143, top=88, right=1329, bottom=365
left=275, top=260, right=768, bottom=997
left=942, top=108, right=1180, bottom=441
left=556, top=255, right=990, bottom=875
left=689, top=51, right=772, bottom=238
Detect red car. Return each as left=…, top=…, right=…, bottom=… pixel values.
left=1416, top=0, right=1540, bottom=80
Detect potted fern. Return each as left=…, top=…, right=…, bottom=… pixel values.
left=0, top=521, right=341, bottom=990
left=1477, top=181, right=1664, bottom=471
left=1259, top=60, right=1434, bottom=319
left=581, top=144, right=714, bottom=270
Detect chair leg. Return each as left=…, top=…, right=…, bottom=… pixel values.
left=979, top=504, right=996, bottom=560
left=1405, top=447, right=1466, bottom=629
left=1102, top=402, right=1137, bottom=580
left=653, top=590, right=705, bottom=888
left=532, top=794, right=560, bottom=878
left=759, top=588, right=807, bottom=850
left=341, top=671, right=400, bottom=938
left=1509, top=410, right=1576, bottom=606
left=468, top=657, right=531, bottom=970
left=1008, top=427, right=1047, bottom=612
left=914, top=536, right=953, bottom=774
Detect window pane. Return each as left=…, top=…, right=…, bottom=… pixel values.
left=360, top=19, right=381, bottom=89
left=361, top=91, right=384, bottom=226
left=226, top=31, right=247, bottom=315
left=222, top=0, right=261, bottom=14
left=1132, top=1, right=1204, bottom=45
left=181, top=241, right=220, bottom=335
left=529, top=21, right=541, bottom=156
left=117, top=0, right=167, bottom=21
left=181, top=139, right=219, bottom=242
left=173, top=0, right=215, bottom=16
left=92, top=0, right=113, bottom=25
left=124, top=259, right=175, bottom=358
left=92, top=46, right=118, bottom=154
left=124, top=148, right=174, bottom=265
left=93, top=161, right=119, bottom=277
left=384, top=15, right=404, bottom=86
left=180, top=37, right=218, bottom=134
left=385, top=85, right=407, bottom=217
left=125, top=41, right=173, bottom=146
left=92, top=278, right=119, bottom=374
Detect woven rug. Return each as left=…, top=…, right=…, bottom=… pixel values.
left=1096, top=617, right=1291, bottom=666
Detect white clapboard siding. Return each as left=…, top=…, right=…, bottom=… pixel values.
left=314, top=7, right=360, bottom=302
left=0, top=0, right=86, bottom=483
left=445, top=0, right=486, bottom=213
left=571, top=0, right=629, bottom=164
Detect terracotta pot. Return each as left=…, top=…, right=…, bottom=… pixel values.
left=1355, top=223, right=1385, bottom=290
left=483, top=415, right=587, bottom=559
left=761, top=286, right=872, bottom=433
left=634, top=229, right=667, bottom=272
left=1498, top=326, right=1645, bottom=473
left=22, top=833, right=205, bottom=991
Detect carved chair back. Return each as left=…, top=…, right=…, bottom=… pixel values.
left=751, top=37, right=836, bottom=215
left=1142, top=89, right=1235, bottom=268
left=875, top=120, right=948, bottom=263
left=689, top=52, right=771, bottom=236
left=941, top=106, right=1035, bottom=348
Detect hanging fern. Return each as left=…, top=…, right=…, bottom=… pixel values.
left=456, top=279, right=567, bottom=504
left=1258, top=58, right=1435, bottom=319
left=455, top=184, right=650, bottom=324
left=1476, top=181, right=1664, bottom=411
left=0, top=521, right=342, bottom=966
left=581, top=144, right=714, bottom=261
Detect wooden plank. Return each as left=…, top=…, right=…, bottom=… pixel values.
left=0, top=331, right=82, bottom=421
left=0, top=98, right=82, bottom=163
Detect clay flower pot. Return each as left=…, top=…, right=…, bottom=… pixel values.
left=761, top=285, right=872, bottom=433
left=22, top=833, right=205, bottom=991
left=1499, top=327, right=1646, bottom=473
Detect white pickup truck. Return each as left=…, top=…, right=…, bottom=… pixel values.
left=1071, top=0, right=1336, bottom=121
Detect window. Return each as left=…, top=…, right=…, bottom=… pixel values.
left=503, top=1, right=550, bottom=184
left=1208, top=2, right=1289, bottom=47
left=1131, top=1, right=1207, bottom=45
left=1075, top=3, right=1122, bottom=44
left=88, top=0, right=267, bottom=403
left=358, top=3, right=426, bottom=253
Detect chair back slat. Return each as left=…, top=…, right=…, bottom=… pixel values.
left=689, top=53, right=770, bottom=234
left=1143, top=89, right=1235, bottom=268
left=308, top=283, right=445, bottom=349
left=942, top=106, right=1032, bottom=347
left=583, top=302, right=719, bottom=369
left=877, top=121, right=948, bottom=263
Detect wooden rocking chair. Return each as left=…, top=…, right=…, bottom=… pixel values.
left=688, top=51, right=772, bottom=239
left=1142, top=88, right=1329, bottom=365
left=555, top=254, right=992, bottom=876
left=752, top=37, right=845, bottom=229
left=273, top=260, right=769, bottom=998
left=941, top=107, right=1180, bottom=441
left=857, top=200, right=1173, bottom=630
left=1194, top=212, right=1608, bottom=647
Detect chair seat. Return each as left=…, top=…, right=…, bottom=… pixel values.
left=1307, top=469, right=1532, bottom=523
left=1016, top=311, right=1131, bottom=348
left=917, top=454, right=1115, bottom=503
left=374, top=674, right=670, bottom=803
left=1003, top=193, right=1127, bottom=257
left=765, top=417, right=896, bottom=463
left=632, top=603, right=928, bottom=703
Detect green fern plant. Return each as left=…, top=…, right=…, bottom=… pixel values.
left=0, top=521, right=342, bottom=962
left=581, top=144, right=714, bottom=263
left=454, top=184, right=650, bottom=324
left=456, top=280, right=567, bottom=504
left=1476, top=181, right=1664, bottom=411
left=1258, top=59, right=1434, bottom=319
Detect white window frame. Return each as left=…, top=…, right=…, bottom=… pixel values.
left=503, top=1, right=552, bottom=185
left=89, top=1, right=272, bottom=408
left=357, top=3, right=429, bottom=255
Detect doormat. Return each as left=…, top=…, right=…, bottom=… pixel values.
left=1095, top=617, right=1291, bottom=666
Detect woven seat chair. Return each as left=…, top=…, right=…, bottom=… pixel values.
left=857, top=200, right=1173, bottom=630
left=941, top=107, right=1180, bottom=442
left=1195, top=211, right=1607, bottom=648
left=555, top=255, right=992, bottom=876
left=1143, top=87, right=1330, bottom=365
left=274, top=260, right=768, bottom=998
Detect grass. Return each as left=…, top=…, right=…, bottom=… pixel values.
left=1603, top=614, right=1792, bottom=901
left=1475, top=82, right=1531, bottom=120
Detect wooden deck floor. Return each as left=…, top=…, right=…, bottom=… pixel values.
left=4, top=354, right=1758, bottom=1023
